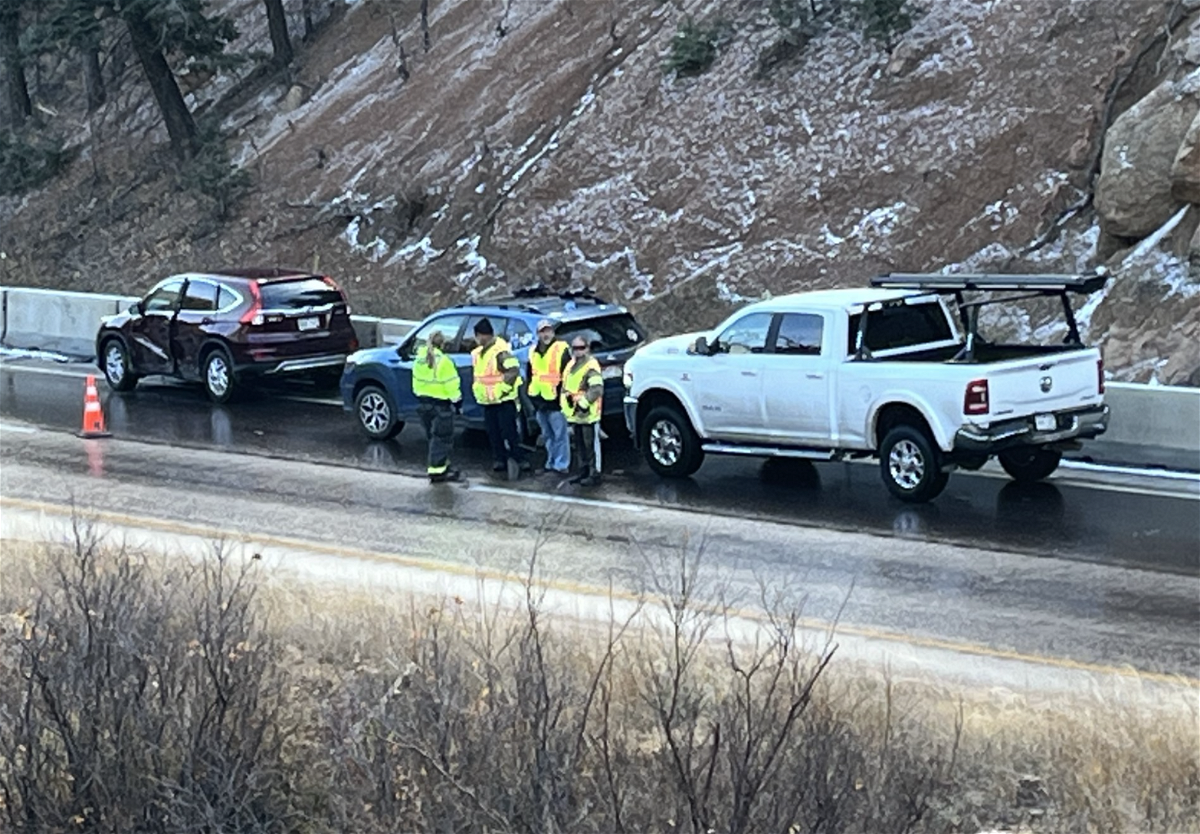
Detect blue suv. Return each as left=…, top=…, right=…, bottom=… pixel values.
left=340, top=289, right=647, bottom=441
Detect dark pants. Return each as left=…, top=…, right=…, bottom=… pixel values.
left=483, top=400, right=525, bottom=466
left=571, top=421, right=599, bottom=476
left=417, top=400, right=455, bottom=474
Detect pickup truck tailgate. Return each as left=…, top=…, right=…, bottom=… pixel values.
left=984, top=349, right=1101, bottom=419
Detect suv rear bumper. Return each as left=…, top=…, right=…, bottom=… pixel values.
left=954, top=404, right=1109, bottom=454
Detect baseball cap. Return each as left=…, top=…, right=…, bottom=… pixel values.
left=536, top=318, right=555, bottom=331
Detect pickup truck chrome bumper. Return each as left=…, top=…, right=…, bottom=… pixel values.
left=954, top=404, right=1109, bottom=454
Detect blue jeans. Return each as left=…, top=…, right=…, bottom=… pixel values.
left=535, top=408, right=570, bottom=472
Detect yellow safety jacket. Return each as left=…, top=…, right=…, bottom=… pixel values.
left=471, top=338, right=521, bottom=405
left=560, top=357, right=603, bottom=424
left=412, top=345, right=461, bottom=402
left=527, top=340, right=568, bottom=401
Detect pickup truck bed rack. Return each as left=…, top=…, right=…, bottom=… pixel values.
left=866, top=271, right=1110, bottom=360
left=872, top=271, right=1108, bottom=294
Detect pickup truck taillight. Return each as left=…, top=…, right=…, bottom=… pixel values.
left=963, top=378, right=989, bottom=415
left=1097, top=358, right=1105, bottom=395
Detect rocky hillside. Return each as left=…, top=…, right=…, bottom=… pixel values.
left=1, top=0, right=1197, bottom=384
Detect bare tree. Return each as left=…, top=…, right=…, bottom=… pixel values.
left=263, top=0, right=293, bottom=67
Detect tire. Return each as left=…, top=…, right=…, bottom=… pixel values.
left=100, top=337, right=138, bottom=392
left=202, top=347, right=239, bottom=404
left=879, top=425, right=949, bottom=503
left=355, top=384, right=403, bottom=440
left=640, top=405, right=704, bottom=478
left=998, top=447, right=1062, bottom=483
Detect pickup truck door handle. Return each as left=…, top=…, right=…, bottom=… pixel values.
left=806, top=373, right=824, bottom=380
left=200, top=317, right=215, bottom=325
left=741, top=370, right=758, bottom=377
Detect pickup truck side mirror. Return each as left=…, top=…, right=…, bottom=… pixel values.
left=692, top=336, right=711, bottom=356
left=129, top=300, right=143, bottom=315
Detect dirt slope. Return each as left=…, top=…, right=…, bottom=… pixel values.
left=2, top=0, right=1194, bottom=381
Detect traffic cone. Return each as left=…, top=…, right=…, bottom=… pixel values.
left=78, top=375, right=111, bottom=438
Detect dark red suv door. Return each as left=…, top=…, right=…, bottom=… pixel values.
left=129, top=279, right=183, bottom=375
left=172, top=278, right=223, bottom=376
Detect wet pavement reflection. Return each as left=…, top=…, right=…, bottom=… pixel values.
left=2, top=363, right=1197, bottom=575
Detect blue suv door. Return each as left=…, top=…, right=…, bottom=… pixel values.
left=392, top=314, right=470, bottom=422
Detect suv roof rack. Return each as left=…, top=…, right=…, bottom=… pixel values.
left=506, top=284, right=610, bottom=304
left=872, top=270, right=1108, bottom=294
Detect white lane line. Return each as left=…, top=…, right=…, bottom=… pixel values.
left=0, top=423, right=38, bottom=434
left=1060, top=459, right=1200, bottom=483
left=469, top=483, right=646, bottom=513
left=0, top=364, right=92, bottom=379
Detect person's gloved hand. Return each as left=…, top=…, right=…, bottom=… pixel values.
left=453, top=400, right=463, bottom=414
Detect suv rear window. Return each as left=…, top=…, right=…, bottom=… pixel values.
left=556, top=314, right=644, bottom=353
left=847, top=301, right=953, bottom=355
left=259, top=277, right=343, bottom=310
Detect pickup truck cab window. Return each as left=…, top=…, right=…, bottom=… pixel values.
left=847, top=301, right=953, bottom=356
left=714, top=313, right=773, bottom=355
left=774, top=314, right=823, bottom=356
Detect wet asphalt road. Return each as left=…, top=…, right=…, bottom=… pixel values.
left=2, top=359, right=1197, bottom=575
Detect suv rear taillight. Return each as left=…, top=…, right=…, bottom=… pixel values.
left=963, top=378, right=989, bottom=415
left=1097, top=358, right=1105, bottom=395
left=241, top=280, right=264, bottom=326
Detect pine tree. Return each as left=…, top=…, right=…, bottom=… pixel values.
left=851, top=0, right=921, bottom=53
left=0, top=0, right=32, bottom=127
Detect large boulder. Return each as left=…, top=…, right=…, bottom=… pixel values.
left=1172, top=111, right=1200, bottom=203
left=1096, top=69, right=1200, bottom=239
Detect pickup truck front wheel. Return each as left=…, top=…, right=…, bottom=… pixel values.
left=998, top=447, right=1061, bottom=483
left=880, top=425, right=949, bottom=503
left=641, top=405, right=704, bottom=478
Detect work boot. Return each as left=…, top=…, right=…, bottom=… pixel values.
left=443, top=469, right=463, bottom=483
left=506, top=458, right=521, bottom=481
left=568, top=469, right=588, bottom=485
left=519, top=460, right=533, bottom=473
left=492, top=462, right=507, bottom=473
left=579, top=473, right=602, bottom=487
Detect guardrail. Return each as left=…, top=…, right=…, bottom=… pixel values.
left=1, top=284, right=1196, bottom=461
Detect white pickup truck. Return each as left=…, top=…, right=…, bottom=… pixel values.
left=622, top=273, right=1110, bottom=502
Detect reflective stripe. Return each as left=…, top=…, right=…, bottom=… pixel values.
left=412, top=346, right=462, bottom=401
left=471, top=339, right=521, bottom=404
left=528, top=341, right=567, bottom=400
left=561, top=358, right=603, bottom=424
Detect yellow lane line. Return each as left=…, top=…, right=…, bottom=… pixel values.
left=3, top=495, right=1196, bottom=690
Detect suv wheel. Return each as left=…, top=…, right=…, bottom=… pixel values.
left=640, top=405, right=703, bottom=478
left=998, top=447, right=1062, bottom=483
left=879, top=425, right=949, bottom=503
left=355, top=385, right=403, bottom=440
left=202, top=348, right=238, bottom=404
left=101, top=338, right=139, bottom=392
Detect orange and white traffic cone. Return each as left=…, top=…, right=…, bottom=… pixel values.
left=78, top=375, right=111, bottom=439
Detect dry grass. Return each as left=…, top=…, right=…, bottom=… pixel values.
left=0, top=529, right=1197, bottom=834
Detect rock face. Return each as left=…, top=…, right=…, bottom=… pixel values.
left=1096, top=70, right=1200, bottom=239
left=1171, top=111, right=1200, bottom=203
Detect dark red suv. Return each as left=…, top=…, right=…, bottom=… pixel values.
left=96, top=268, right=358, bottom=402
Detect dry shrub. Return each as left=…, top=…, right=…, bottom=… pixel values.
left=1, top=527, right=1197, bottom=834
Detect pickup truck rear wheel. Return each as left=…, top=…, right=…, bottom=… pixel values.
left=641, top=405, right=703, bottom=478
left=880, top=425, right=949, bottom=503
left=998, top=447, right=1061, bottom=483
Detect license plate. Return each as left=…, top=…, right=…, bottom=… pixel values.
left=1034, top=413, right=1056, bottom=431
left=297, top=316, right=320, bottom=331
left=601, top=364, right=623, bottom=380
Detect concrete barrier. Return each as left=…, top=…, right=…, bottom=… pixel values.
left=378, top=317, right=417, bottom=345
left=1103, top=382, right=1200, bottom=453
left=0, top=286, right=7, bottom=345
left=2, top=287, right=128, bottom=357
left=350, top=315, right=380, bottom=349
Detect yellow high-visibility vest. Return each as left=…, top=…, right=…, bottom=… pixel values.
left=560, top=357, right=603, bottom=424
left=527, top=341, right=567, bottom=400
left=412, top=345, right=461, bottom=402
left=471, top=338, right=520, bottom=405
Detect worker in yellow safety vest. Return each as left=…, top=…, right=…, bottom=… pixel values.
left=411, top=330, right=463, bottom=483
left=470, top=317, right=529, bottom=480
left=527, top=318, right=571, bottom=476
left=561, top=332, right=605, bottom=487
